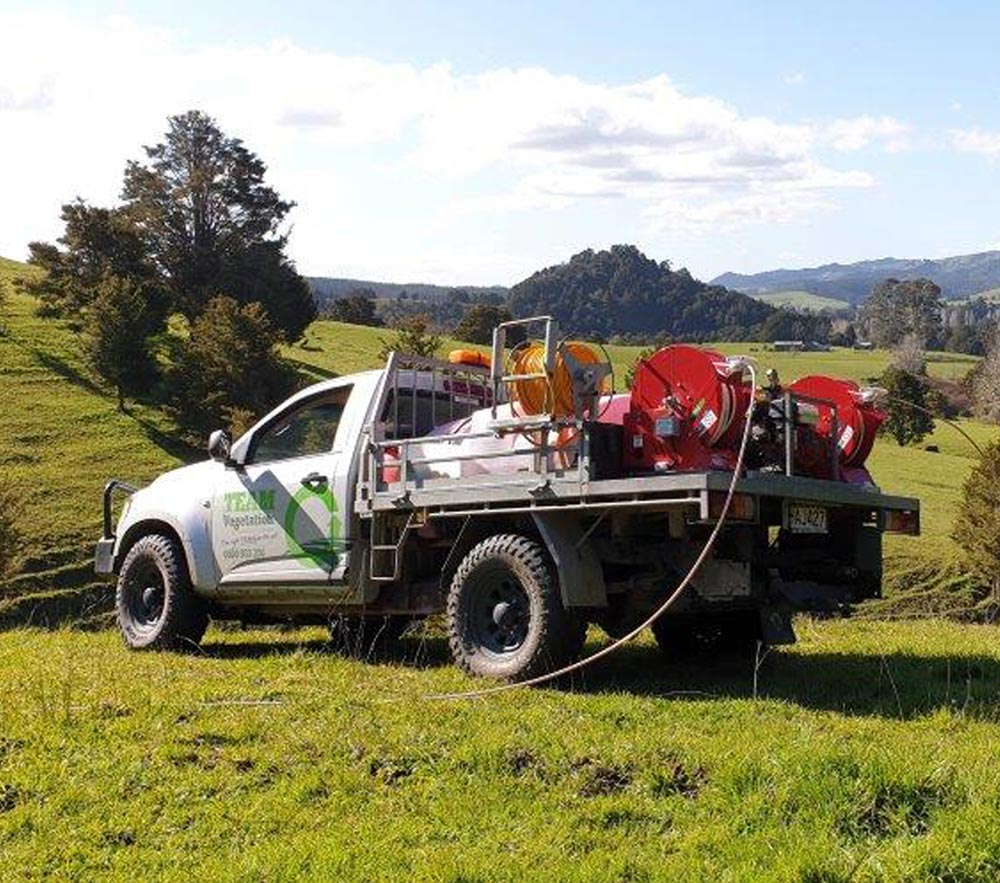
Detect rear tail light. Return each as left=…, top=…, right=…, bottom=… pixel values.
left=884, top=509, right=920, bottom=535
left=708, top=491, right=755, bottom=522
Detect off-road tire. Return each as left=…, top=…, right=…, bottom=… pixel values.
left=328, top=614, right=409, bottom=659
left=116, top=534, right=208, bottom=651
left=446, top=533, right=578, bottom=680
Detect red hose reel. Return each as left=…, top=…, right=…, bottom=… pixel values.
left=624, top=345, right=750, bottom=472
left=787, top=375, right=884, bottom=476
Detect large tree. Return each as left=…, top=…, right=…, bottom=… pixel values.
left=858, top=278, right=942, bottom=348
left=122, top=110, right=316, bottom=338
left=328, top=287, right=383, bottom=327
left=454, top=303, right=515, bottom=345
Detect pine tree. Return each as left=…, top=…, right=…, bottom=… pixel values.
left=170, top=296, right=295, bottom=434
left=23, top=200, right=154, bottom=317
left=86, top=274, right=161, bottom=411
left=123, top=110, right=316, bottom=338
left=953, top=440, right=1000, bottom=606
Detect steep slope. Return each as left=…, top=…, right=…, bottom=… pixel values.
left=714, top=250, right=1000, bottom=304
left=0, top=259, right=188, bottom=603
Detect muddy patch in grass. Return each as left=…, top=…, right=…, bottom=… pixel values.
left=576, top=761, right=633, bottom=798
left=839, top=778, right=960, bottom=840
left=650, top=760, right=708, bottom=799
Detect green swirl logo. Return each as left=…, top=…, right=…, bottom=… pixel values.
left=283, top=484, right=342, bottom=568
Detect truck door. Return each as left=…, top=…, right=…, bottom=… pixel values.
left=213, top=384, right=355, bottom=587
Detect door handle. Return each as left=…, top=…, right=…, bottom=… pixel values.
left=301, top=472, right=328, bottom=489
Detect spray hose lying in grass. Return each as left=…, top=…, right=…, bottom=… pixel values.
left=424, top=360, right=759, bottom=701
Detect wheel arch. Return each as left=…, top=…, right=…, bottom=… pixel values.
left=435, top=512, right=608, bottom=609
left=531, top=511, right=607, bottom=608
left=116, top=519, right=197, bottom=588
left=436, top=514, right=533, bottom=597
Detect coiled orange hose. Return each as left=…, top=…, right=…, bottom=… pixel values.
left=511, top=342, right=609, bottom=417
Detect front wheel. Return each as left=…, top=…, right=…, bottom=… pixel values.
left=446, top=534, right=582, bottom=681
left=116, top=534, right=208, bottom=651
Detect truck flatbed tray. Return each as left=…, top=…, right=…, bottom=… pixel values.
left=358, top=469, right=919, bottom=519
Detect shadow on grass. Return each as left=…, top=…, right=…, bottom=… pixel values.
left=30, top=348, right=106, bottom=396
left=285, top=356, right=337, bottom=386
left=558, top=642, right=1000, bottom=721
left=196, top=629, right=1000, bottom=720
left=132, top=415, right=201, bottom=463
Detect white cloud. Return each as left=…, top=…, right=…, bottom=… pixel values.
left=951, top=128, right=1000, bottom=155
left=0, top=10, right=887, bottom=279
left=783, top=72, right=805, bottom=85
left=826, top=115, right=911, bottom=152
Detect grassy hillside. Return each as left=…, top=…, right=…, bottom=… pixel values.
left=3, top=619, right=1000, bottom=881
left=749, top=289, right=851, bottom=312
left=1, top=253, right=994, bottom=615
left=0, top=261, right=188, bottom=599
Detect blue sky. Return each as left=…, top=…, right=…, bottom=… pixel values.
left=1, top=1, right=998, bottom=285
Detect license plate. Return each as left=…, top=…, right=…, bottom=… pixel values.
left=786, top=503, right=827, bottom=534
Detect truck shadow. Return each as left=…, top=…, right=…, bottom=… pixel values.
left=199, top=632, right=1000, bottom=720
left=560, top=643, right=1000, bottom=721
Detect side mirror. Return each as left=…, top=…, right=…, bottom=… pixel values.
left=207, top=429, right=232, bottom=463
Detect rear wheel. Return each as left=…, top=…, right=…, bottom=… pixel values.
left=446, top=534, right=581, bottom=681
left=116, top=534, right=208, bottom=651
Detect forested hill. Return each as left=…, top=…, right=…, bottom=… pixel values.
left=507, top=245, right=795, bottom=342
left=713, top=249, right=1000, bottom=305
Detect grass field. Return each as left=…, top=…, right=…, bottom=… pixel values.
left=5, top=257, right=1000, bottom=880
left=2, top=619, right=1000, bottom=881
left=748, top=289, right=852, bottom=312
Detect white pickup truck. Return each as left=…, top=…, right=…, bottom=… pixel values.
left=96, top=319, right=920, bottom=680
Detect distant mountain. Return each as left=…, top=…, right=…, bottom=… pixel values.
left=506, top=245, right=828, bottom=343
left=308, top=276, right=508, bottom=308
left=713, top=250, right=1000, bottom=305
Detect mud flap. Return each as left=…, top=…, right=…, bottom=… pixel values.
left=760, top=605, right=796, bottom=645
left=532, top=511, right=607, bottom=607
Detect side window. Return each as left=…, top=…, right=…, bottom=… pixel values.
left=251, top=386, right=353, bottom=463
